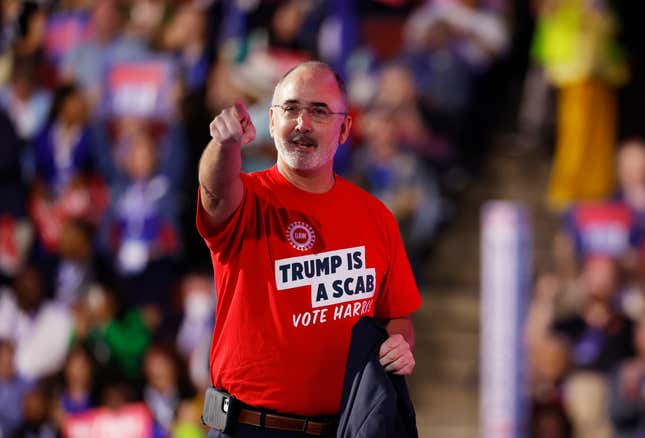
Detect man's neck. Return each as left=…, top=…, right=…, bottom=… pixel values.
left=277, top=160, right=335, bottom=193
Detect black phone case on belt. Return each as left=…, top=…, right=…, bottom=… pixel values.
left=201, top=387, right=239, bottom=433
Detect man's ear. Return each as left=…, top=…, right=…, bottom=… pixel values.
left=269, top=106, right=275, bottom=139
left=338, top=115, right=352, bottom=145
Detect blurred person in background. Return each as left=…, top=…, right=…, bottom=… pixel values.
left=403, top=0, right=509, bottom=173
left=350, top=100, right=443, bottom=278
left=0, top=107, right=33, bottom=285
left=173, top=398, right=207, bottom=438
left=528, top=335, right=572, bottom=438
left=60, top=0, right=147, bottom=109
left=405, top=0, right=509, bottom=72
left=33, top=83, right=94, bottom=196
left=514, top=0, right=553, bottom=150
left=403, top=3, right=474, bottom=126
left=126, top=0, right=173, bottom=50
left=615, top=139, right=645, bottom=218
left=11, top=1, right=57, bottom=89
left=0, top=56, right=52, bottom=143
left=532, top=0, right=629, bottom=211
left=97, top=377, right=135, bottom=411
left=95, top=116, right=186, bottom=187
left=0, top=265, right=73, bottom=381
left=14, top=385, right=60, bottom=438
left=13, top=2, right=46, bottom=60
left=49, top=218, right=96, bottom=307
left=553, top=256, right=634, bottom=373
left=0, top=0, right=21, bottom=83
left=610, top=316, right=645, bottom=437
left=0, top=106, right=25, bottom=218
left=29, top=83, right=108, bottom=255
left=100, top=125, right=181, bottom=309
left=143, top=344, right=194, bottom=438
left=72, top=283, right=159, bottom=383
left=56, top=344, right=95, bottom=416
left=176, top=275, right=214, bottom=362
left=554, top=256, right=635, bottom=438
left=161, top=2, right=211, bottom=95
left=0, top=339, right=32, bottom=437
left=368, top=63, right=448, bottom=162
left=175, top=274, right=215, bottom=418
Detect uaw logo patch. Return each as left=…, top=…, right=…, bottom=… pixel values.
left=286, top=221, right=316, bottom=251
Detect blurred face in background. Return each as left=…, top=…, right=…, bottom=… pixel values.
left=144, top=349, right=177, bottom=394
left=65, top=347, right=93, bottom=389
left=92, top=0, right=120, bottom=42
left=617, top=140, right=645, bottom=190
left=58, top=220, right=92, bottom=260
left=16, top=6, right=46, bottom=56
left=2, top=0, right=20, bottom=24
left=582, top=256, right=619, bottom=302
left=162, top=5, right=204, bottom=51
left=271, top=0, right=310, bottom=46
left=59, top=90, right=88, bottom=127
left=22, top=387, right=49, bottom=423
left=362, top=107, right=398, bottom=161
left=101, top=383, right=131, bottom=410
left=85, top=285, right=116, bottom=324
left=128, top=0, right=165, bottom=42
left=125, top=131, right=158, bottom=181
left=375, top=64, right=417, bottom=108
left=14, top=265, right=42, bottom=312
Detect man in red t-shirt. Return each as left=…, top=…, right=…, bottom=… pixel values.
left=198, top=61, right=421, bottom=437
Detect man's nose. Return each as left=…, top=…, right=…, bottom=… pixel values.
left=295, top=109, right=313, bottom=132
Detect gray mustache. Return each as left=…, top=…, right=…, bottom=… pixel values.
left=290, top=134, right=317, bottom=146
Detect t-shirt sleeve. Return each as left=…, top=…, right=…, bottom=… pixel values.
left=373, top=209, right=422, bottom=319
left=196, top=173, right=255, bottom=257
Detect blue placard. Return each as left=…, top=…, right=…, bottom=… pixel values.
left=104, top=57, right=176, bottom=121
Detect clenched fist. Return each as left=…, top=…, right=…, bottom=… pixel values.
left=209, top=99, right=256, bottom=147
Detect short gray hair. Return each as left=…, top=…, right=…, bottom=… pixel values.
left=272, top=61, right=348, bottom=108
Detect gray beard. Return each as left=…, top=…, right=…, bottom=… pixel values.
left=275, top=141, right=336, bottom=171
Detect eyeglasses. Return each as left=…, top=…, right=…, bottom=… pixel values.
left=271, top=104, right=347, bottom=123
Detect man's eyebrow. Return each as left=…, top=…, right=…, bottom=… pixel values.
left=281, top=99, right=330, bottom=108
left=309, top=102, right=330, bottom=108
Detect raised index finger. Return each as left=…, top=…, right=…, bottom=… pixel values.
left=234, top=99, right=250, bottom=123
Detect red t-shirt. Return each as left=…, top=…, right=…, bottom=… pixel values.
left=197, top=165, right=421, bottom=416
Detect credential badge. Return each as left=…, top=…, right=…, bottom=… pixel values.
left=286, top=221, right=316, bottom=251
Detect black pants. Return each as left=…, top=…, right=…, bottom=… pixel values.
left=207, top=424, right=336, bottom=438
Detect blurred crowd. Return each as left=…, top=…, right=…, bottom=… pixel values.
left=0, top=0, right=514, bottom=436
left=523, top=2, right=645, bottom=437
left=526, top=142, right=645, bottom=438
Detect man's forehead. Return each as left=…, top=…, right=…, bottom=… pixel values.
left=273, top=66, right=343, bottom=106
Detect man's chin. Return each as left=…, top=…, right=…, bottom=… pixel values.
left=280, top=154, right=321, bottom=172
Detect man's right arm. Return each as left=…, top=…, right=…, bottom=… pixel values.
left=198, top=100, right=256, bottom=230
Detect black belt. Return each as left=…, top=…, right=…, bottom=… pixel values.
left=237, top=407, right=336, bottom=436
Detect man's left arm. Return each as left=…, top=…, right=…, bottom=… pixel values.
left=379, top=316, right=416, bottom=376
